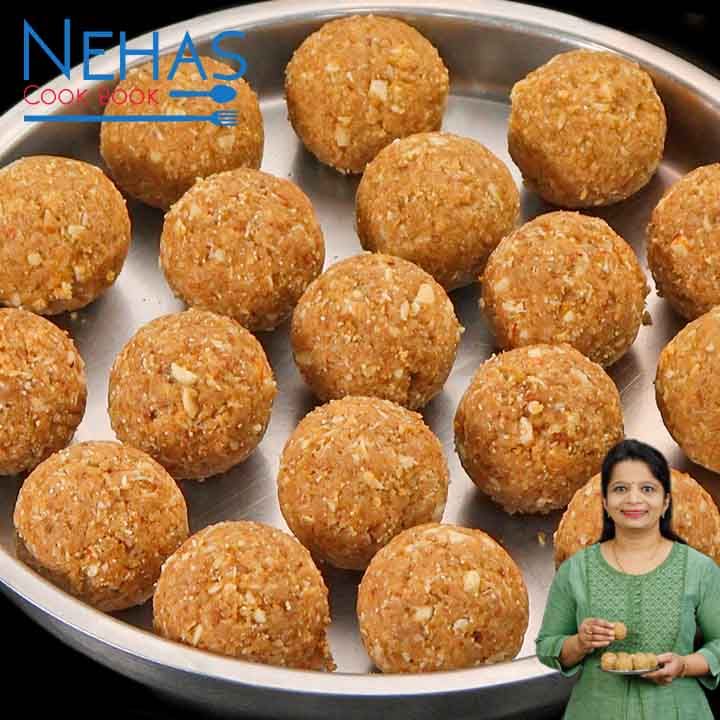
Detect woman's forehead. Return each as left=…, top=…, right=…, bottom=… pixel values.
left=608, top=460, right=660, bottom=484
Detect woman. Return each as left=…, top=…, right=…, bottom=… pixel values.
left=536, top=438, right=720, bottom=718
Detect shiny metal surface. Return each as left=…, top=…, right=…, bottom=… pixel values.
left=1, top=1, right=719, bottom=717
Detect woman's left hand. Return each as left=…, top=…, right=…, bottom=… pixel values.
left=642, top=653, right=685, bottom=684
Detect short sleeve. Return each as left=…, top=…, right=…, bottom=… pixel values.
left=535, top=556, right=583, bottom=677
left=695, top=556, right=720, bottom=690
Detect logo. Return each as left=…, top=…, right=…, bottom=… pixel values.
left=22, top=19, right=248, bottom=126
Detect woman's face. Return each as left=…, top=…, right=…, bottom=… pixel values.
left=603, top=460, right=670, bottom=532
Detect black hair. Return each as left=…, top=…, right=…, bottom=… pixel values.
left=599, top=438, right=683, bottom=543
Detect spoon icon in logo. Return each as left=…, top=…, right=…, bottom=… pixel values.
left=169, top=84, right=237, bottom=103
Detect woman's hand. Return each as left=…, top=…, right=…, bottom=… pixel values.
left=559, top=618, right=615, bottom=669
left=577, top=617, right=616, bottom=654
left=642, top=653, right=686, bottom=684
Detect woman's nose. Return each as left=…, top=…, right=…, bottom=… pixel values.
left=628, top=486, right=643, bottom=503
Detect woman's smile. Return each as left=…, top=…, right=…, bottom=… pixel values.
left=621, top=509, right=648, bottom=519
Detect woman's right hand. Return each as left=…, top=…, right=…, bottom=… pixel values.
left=577, top=618, right=616, bottom=654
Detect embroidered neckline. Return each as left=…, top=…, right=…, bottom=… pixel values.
left=596, top=540, right=678, bottom=579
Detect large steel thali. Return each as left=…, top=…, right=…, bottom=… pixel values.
left=1, top=1, right=720, bottom=717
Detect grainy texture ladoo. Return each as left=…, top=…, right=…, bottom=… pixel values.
left=153, top=521, right=335, bottom=671
left=357, top=132, right=519, bottom=290
left=108, top=309, right=276, bottom=480
left=635, top=653, right=658, bottom=671
left=614, top=621, right=628, bottom=641
left=656, top=308, right=720, bottom=472
left=357, top=522, right=528, bottom=673
left=160, top=168, right=324, bottom=332
left=480, top=211, right=649, bottom=367
left=0, top=156, right=130, bottom=314
left=0, top=309, right=86, bottom=475
left=285, top=15, right=449, bottom=174
left=278, top=396, right=449, bottom=570
left=13, top=441, right=188, bottom=612
left=101, top=55, right=263, bottom=209
left=454, top=344, right=624, bottom=514
left=647, top=163, right=720, bottom=320
left=553, top=470, right=720, bottom=566
left=291, top=253, right=462, bottom=410
left=508, top=50, right=666, bottom=208
left=601, top=652, right=658, bottom=672
left=601, top=652, right=618, bottom=671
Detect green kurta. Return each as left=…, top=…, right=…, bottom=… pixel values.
left=536, top=542, right=720, bottom=719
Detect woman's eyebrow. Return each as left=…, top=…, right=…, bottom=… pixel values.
left=610, top=479, right=659, bottom=488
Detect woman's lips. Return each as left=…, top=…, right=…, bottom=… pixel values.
left=621, top=510, right=647, bottom=518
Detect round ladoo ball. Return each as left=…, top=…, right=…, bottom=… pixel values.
left=454, top=344, right=624, bottom=515
left=508, top=50, right=666, bottom=208
left=101, top=55, right=263, bottom=209
left=357, top=523, right=528, bottom=673
left=278, top=396, right=449, bottom=570
left=601, top=652, right=618, bottom=671
left=656, top=308, right=720, bottom=472
left=613, top=622, right=628, bottom=641
left=356, top=132, right=520, bottom=290
left=647, top=163, right=720, bottom=320
left=480, top=211, right=649, bottom=367
left=633, top=653, right=655, bottom=671
left=108, top=309, right=276, bottom=480
left=13, top=441, right=189, bottom=612
left=285, top=15, right=449, bottom=174
left=160, top=168, right=325, bottom=332
left=0, top=155, right=131, bottom=314
left=616, top=652, right=633, bottom=671
left=153, top=521, right=335, bottom=671
left=553, top=470, right=720, bottom=566
left=0, top=309, right=86, bottom=475
left=291, top=253, right=462, bottom=410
